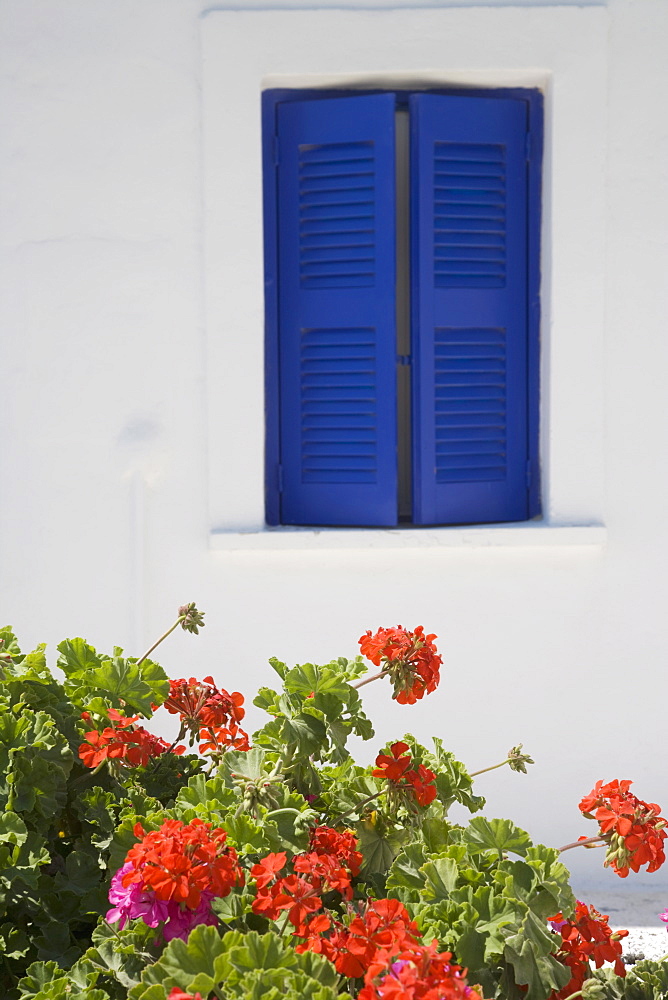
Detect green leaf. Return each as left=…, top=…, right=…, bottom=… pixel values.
left=0, top=811, right=28, bottom=845
left=421, top=856, right=459, bottom=900
left=417, top=736, right=485, bottom=815
left=455, top=925, right=486, bottom=972
left=254, top=686, right=282, bottom=714
left=22, top=644, right=50, bottom=679
left=17, top=961, right=65, bottom=996
left=502, top=908, right=570, bottom=999
left=282, top=713, right=327, bottom=756
left=141, top=923, right=226, bottom=992
left=284, top=663, right=351, bottom=703
left=357, top=817, right=406, bottom=874
left=176, top=773, right=236, bottom=816
left=386, top=842, right=429, bottom=902
left=0, top=920, right=30, bottom=959
left=223, top=812, right=276, bottom=854
left=56, top=638, right=101, bottom=678
left=0, top=626, right=22, bottom=663
left=268, top=658, right=288, bottom=680
left=222, top=747, right=269, bottom=785
left=464, top=817, right=532, bottom=857
left=55, top=850, right=102, bottom=895
left=85, top=920, right=158, bottom=989
left=85, top=651, right=169, bottom=716
left=233, top=930, right=300, bottom=972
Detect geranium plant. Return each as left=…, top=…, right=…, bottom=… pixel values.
left=0, top=611, right=666, bottom=1000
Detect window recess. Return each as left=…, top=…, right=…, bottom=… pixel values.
left=263, top=87, right=542, bottom=527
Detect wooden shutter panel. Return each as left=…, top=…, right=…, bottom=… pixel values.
left=276, top=95, right=398, bottom=526
left=410, top=94, right=530, bottom=525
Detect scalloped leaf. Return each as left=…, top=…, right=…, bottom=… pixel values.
left=464, top=817, right=532, bottom=857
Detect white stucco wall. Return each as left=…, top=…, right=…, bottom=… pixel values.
left=1, top=0, right=667, bottom=896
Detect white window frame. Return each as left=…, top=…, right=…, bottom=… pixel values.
left=200, top=5, right=608, bottom=551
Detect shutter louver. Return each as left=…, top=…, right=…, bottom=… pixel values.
left=277, top=95, right=398, bottom=526
left=410, top=94, right=530, bottom=525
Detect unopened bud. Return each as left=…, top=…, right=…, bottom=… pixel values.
left=581, top=980, right=607, bottom=999
left=178, top=602, right=206, bottom=634
left=507, top=744, right=535, bottom=774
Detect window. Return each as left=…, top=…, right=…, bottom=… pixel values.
left=263, top=88, right=542, bottom=528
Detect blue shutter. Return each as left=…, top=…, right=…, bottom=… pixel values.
left=276, top=95, right=397, bottom=526
left=410, top=94, right=530, bottom=525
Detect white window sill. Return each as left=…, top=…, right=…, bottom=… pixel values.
left=210, top=521, right=606, bottom=551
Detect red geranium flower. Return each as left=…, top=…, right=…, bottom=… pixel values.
left=251, top=827, right=363, bottom=931
left=360, top=938, right=483, bottom=1000
left=373, top=742, right=413, bottom=782
left=78, top=712, right=184, bottom=769
left=579, top=779, right=667, bottom=877
left=298, top=898, right=422, bottom=979
left=165, top=676, right=246, bottom=740
left=359, top=627, right=441, bottom=704
left=373, top=743, right=438, bottom=811
left=549, top=901, right=628, bottom=999
left=123, top=818, right=243, bottom=909
left=198, top=724, right=251, bottom=755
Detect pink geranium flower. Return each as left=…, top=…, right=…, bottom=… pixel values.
left=106, top=862, right=218, bottom=942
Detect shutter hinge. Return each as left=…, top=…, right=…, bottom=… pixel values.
left=525, top=131, right=531, bottom=162
left=526, top=460, right=532, bottom=488
left=272, top=134, right=280, bottom=168
left=277, top=464, right=284, bottom=493
left=397, top=355, right=411, bottom=366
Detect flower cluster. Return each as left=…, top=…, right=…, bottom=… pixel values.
left=660, top=907, right=668, bottom=928
left=164, top=675, right=250, bottom=753
left=168, top=991, right=204, bottom=1000
left=372, top=742, right=437, bottom=809
left=549, top=901, right=628, bottom=999
left=296, top=896, right=481, bottom=999
left=298, top=898, right=422, bottom=978
left=579, top=779, right=667, bottom=877
left=108, top=818, right=243, bottom=941
left=360, top=939, right=483, bottom=1000
left=78, top=710, right=183, bottom=769
left=251, top=826, right=362, bottom=935
left=359, top=627, right=441, bottom=704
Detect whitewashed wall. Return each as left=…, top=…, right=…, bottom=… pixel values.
left=1, top=0, right=667, bottom=895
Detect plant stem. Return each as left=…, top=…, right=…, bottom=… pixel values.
left=265, top=807, right=303, bottom=820
left=149, top=726, right=186, bottom=772
left=137, top=615, right=186, bottom=667
left=69, top=759, right=107, bottom=791
left=558, top=835, right=607, bottom=853
left=103, top=920, right=154, bottom=961
left=353, top=669, right=389, bottom=691
left=469, top=759, right=512, bottom=778
left=331, top=789, right=385, bottom=824
left=561, top=992, right=583, bottom=1000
